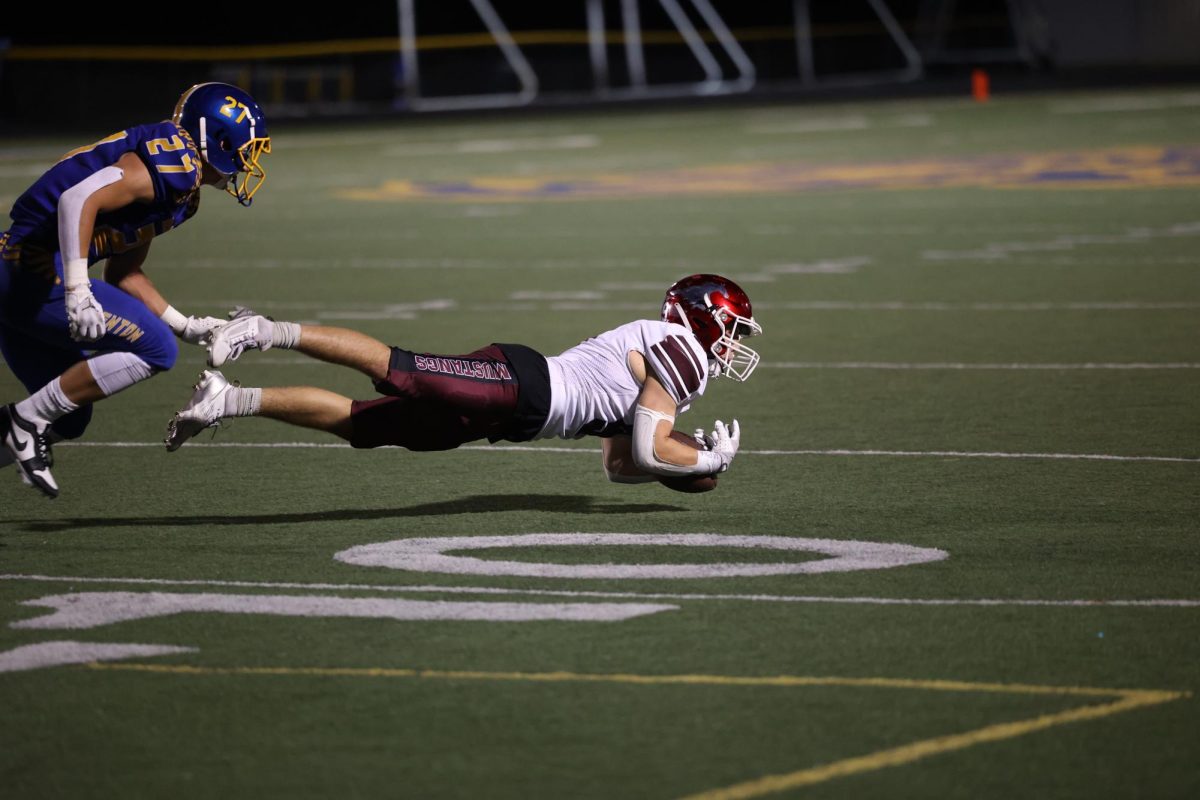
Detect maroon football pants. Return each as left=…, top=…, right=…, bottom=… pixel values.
left=349, top=344, right=521, bottom=450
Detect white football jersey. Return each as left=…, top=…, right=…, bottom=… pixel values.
left=536, top=319, right=709, bottom=440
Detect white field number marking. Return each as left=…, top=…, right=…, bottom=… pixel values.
left=0, top=641, right=196, bottom=673
left=55, top=441, right=1200, bottom=462
left=11, top=592, right=676, bottom=630
left=334, top=533, right=948, bottom=579
left=3, top=574, right=1198, bottom=609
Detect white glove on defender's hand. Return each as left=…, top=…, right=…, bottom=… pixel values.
left=177, top=315, right=224, bottom=346
left=65, top=283, right=106, bottom=342
left=707, top=419, right=741, bottom=472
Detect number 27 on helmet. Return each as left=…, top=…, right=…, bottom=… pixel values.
left=173, top=82, right=272, bottom=206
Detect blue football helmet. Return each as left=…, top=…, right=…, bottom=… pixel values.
left=173, top=82, right=271, bottom=206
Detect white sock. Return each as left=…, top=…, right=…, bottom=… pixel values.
left=272, top=320, right=301, bottom=350
left=224, top=386, right=262, bottom=417
left=14, top=377, right=78, bottom=427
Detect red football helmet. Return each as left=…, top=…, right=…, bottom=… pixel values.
left=661, top=274, right=762, bottom=381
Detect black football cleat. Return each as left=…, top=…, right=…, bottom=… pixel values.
left=1, top=404, right=59, bottom=499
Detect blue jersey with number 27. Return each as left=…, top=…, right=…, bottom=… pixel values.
left=2, top=121, right=203, bottom=272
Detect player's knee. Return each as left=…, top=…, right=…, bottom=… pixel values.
left=132, top=318, right=178, bottom=371
left=50, top=405, right=93, bottom=440
left=152, top=334, right=179, bottom=371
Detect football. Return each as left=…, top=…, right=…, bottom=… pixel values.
left=658, top=430, right=720, bottom=493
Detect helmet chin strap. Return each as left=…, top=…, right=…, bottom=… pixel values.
left=198, top=117, right=210, bottom=164
left=197, top=116, right=237, bottom=194
left=668, top=301, right=723, bottom=376
left=671, top=302, right=690, bottom=330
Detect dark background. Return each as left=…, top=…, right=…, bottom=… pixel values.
left=2, top=0, right=1198, bottom=133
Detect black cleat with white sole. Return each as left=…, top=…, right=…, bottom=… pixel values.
left=1, top=404, right=59, bottom=498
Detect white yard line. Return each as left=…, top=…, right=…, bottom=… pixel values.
left=150, top=299, right=1200, bottom=325
left=52, top=441, right=1200, bottom=463
left=145, top=299, right=1200, bottom=327
left=750, top=449, right=1200, bottom=464
left=175, top=358, right=1200, bottom=370
left=381, top=135, right=599, bottom=158
left=59, top=441, right=353, bottom=449
left=922, top=222, right=1200, bottom=261
left=766, top=362, right=1200, bottom=370
left=746, top=116, right=872, bottom=134
left=2, top=574, right=1197, bottom=609
left=745, top=113, right=933, bottom=135
left=456, top=300, right=1200, bottom=313
left=198, top=300, right=1200, bottom=312
left=1050, top=93, right=1200, bottom=114
left=757, top=301, right=1200, bottom=311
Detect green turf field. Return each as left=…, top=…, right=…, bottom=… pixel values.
left=1, top=86, right=1198, bottom=798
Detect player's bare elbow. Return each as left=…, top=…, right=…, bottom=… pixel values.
left=602, top=451, right=629, bottom=482
left=601, top=435, right=655, bottom=483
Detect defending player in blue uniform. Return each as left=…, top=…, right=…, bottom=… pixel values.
left=0, top=83, right=271, bottom=497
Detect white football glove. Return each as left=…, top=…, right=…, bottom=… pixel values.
left=65, top=283, right=106, bottom=342
left=707, top=419, right=741, bottom=473
left=693, top=428, right=714, bottom=450
left=177, top=315, right=225, bottom=346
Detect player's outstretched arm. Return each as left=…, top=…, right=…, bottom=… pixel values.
left=104, top=245, right=223, bottom=346
left=630, top=373, right=736, bottom=476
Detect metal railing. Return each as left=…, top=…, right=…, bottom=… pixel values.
left=395, top=0, right=924, bottom=111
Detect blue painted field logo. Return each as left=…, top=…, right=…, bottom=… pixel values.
left=334, top=533, right=948, bottom=579
left=336, top=146, right=1200, bottom=202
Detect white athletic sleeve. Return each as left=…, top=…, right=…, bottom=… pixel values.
left=57, top=166, right=124, bottom=269
left=631, top=405, right=724, bottom=476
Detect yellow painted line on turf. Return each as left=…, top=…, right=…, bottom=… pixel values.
left=680, top=690, right=1186, bottom=800
left=85, top=663, right=1189, bottom=797
left=81, top=663, right=1163, bottom=698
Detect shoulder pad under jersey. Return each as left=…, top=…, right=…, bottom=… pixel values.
left=134, top=121, right=203, bottom=203
left=646, top=330, right=707, bottom=405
